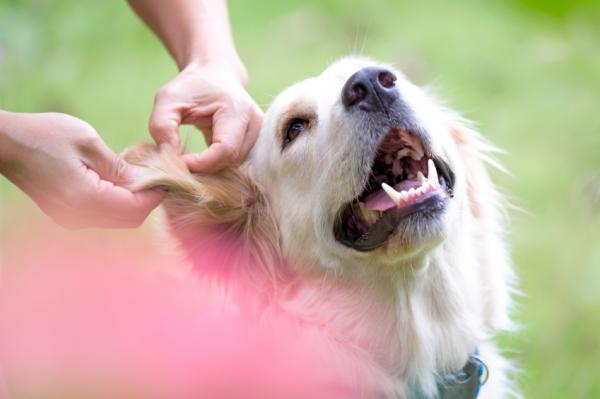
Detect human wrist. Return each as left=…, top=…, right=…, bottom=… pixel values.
left=183, top=56, right=248, bottom=87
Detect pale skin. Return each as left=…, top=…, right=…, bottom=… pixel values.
left=127, top=0, right=263, bottom=172
left=0, top=111, right=164, bottom=228
left=0, top=0, right=261, bottom=228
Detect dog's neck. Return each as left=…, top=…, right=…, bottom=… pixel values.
left=275, top=235, right=484, bottom=396
left=176, top=218, right=484, bottom=396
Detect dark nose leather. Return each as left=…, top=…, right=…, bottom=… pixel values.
left=341, top=67, right=398, bottom=112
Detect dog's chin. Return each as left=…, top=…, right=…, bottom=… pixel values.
left=377, top=203, right=449, bottom=256
left=333, top=127, right=454, bottom=253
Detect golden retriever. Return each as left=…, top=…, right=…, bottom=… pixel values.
left=127, top=57, right=516, bottom=399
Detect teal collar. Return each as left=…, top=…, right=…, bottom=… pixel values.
left=412, top=351, right=488, bottom=399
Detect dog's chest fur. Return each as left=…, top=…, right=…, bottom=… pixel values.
left=276, top=262, right=481, bottom=397
left=190, top=233, right=484, bottom=398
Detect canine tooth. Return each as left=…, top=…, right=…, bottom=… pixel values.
left=381, top=183, right=402, bottom=206
left=417, top=171, right=426, bottom=183
left=428, top=159, right=439, bottom=188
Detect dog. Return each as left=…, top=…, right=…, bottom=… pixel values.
left=127, top=57, right=516, bottom=399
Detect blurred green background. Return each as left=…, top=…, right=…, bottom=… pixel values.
left=1, top=0, right=599, bottom=397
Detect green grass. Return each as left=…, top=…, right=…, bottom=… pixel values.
left=1, top=0, right=599, bottom=397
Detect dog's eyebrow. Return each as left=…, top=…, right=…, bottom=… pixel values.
left=277, top=101, right=317, bottom=128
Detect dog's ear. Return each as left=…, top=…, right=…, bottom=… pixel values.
left=125, top=144, right=282, bottom=281
left=449, top=122, right=507, bottom=221
left=449, top=123, right=515, bottom=331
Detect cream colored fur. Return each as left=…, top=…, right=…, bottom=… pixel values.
left=127, top=57, right=516, bottom=399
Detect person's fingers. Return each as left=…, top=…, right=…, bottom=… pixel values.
left=149, top=89, right=183, bottom=148
left=182, top=143, right=235, bottom=173
left=238, top=106, right=263, bottom=161
left=96, top=147, right=164, bottom=200
left=80, top=138, right=149, bottom=188
left=57, top=189, right=164, bottom=229
left=183, top=111, right=247, bottom=173
left=74, top=138, right=165, bottom=227
left=101, top=188, right=164, bottom=228
left=196, top=124, right=213, bottom=146
left=82, top=168, right=165, bottom=228
left=47, top=169, right=164, bottom=230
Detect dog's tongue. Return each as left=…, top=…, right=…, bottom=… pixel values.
left=364, top=180, right=421, bottom=211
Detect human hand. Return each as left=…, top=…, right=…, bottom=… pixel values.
left=148, top=62, right=263, bottom=172
left=0, top=112, right=164, bottom=228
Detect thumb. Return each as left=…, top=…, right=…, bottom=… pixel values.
left=81, top=144, right=165, bottom=228
left=84, top=139, right=148, bottom=188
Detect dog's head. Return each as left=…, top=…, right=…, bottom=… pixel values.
left=245, top=57, right=491, bottom=274
left=131, top=57, right=502, bottom=280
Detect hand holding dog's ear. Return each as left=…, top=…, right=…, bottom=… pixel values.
left=0, top=112, right=164, bottom=229
left=148, top=62, right=263, bottom=173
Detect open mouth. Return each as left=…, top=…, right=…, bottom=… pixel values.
left=334, top=128, right=455, bottom=252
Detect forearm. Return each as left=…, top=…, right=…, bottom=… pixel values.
left=127, top=0, right=246, bottom=82
left=0, top=110, right=22, bottom=171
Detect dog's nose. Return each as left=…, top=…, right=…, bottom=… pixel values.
left=341, top=67, right=398, bottom=112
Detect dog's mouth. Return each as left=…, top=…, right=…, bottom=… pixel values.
left=334, top=128, right=455, bottom=252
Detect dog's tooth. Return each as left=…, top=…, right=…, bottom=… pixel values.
left=397, top=148, right=410, bottom=159
left=412, top=150, right=424, bottom=161
left=427, top=159, right=439, bottom=187
left=400, top=190, right=409, bottom=202
left=382, top=183, right=402, bottom=206
left=417, top=171, right=426, bottom=184
left=408, top=187, right=416, bottom=198
left=422, top=181, right=430, bottom=192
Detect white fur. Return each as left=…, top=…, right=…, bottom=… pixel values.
left=139, top=57, right=517, bottom=398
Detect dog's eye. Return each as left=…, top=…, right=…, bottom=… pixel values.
left=283, top=118, right=308, bottom=149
